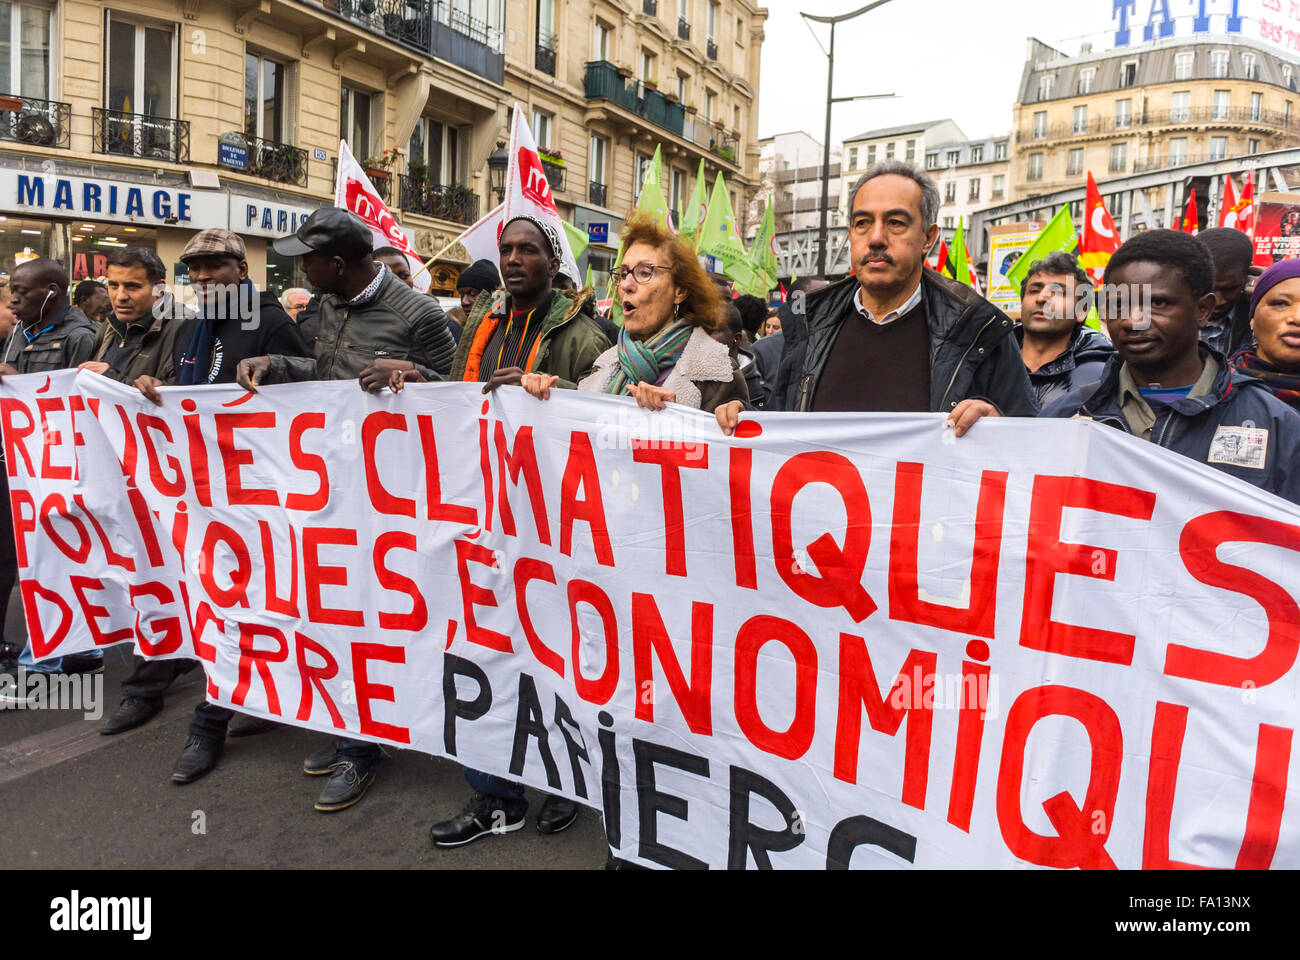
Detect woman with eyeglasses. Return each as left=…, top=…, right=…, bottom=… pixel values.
left=521, top=215, right=748, bottom=413
left=1230, top=259, right=1300, bottom=412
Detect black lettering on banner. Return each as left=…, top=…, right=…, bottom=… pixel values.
left=508, top=672, right=561, bottom=789
left=633, top=738, right=709, bottom=871
left=825, top=815, right=918, bottom=869
left=554, top=693, right=590, bottom=799
left=598, top=711, right=620, bottom=847
left=442, top=652, right=491, bottom=755
left=727, top=766, right=803, bottom=870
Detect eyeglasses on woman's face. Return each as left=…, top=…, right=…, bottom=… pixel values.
left=612, top=262, right=672, bottom=285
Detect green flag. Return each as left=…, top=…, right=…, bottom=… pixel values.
left=697, top=173, right=754, bottom=287
left=585, top=262, right=594, bottom=290
left=952, top=218, right=972, bottom=288
left=646, top=144, right=663, bottom=187
left=634, top=172, right=673, bottom=231
left=680, top=158, right=708, bottom=250
left=563, top=220, right=589, bottom=260
left=1004, top=205, right=1079, bottom=292
left=745, top=197, right=779, bottom=297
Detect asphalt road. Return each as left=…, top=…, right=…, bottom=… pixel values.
left=0, top=645, right=608, bottom=869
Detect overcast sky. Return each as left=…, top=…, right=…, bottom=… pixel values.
left=757, top=0, right=1127, bottom=148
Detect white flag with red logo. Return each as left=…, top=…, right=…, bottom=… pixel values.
left=453, top=201, right=505, bottom=270
left=333, top=140, right=431, bottom=293
left=504, top=104, right=581, bottom=283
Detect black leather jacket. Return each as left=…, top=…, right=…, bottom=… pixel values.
left=780, top=269, right=1039, bottom=416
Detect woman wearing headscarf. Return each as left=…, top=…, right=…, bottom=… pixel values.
left=521, top=215, right=748, bottom=412
left=1230, top=259, right=1300, bottom=412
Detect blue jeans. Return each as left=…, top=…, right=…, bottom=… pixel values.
left=19, top=643, right=103, bottom=674
left=465, top=768, right=527, bottom=819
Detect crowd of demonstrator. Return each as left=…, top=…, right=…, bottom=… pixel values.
left=1, top=158, right=1299, bottom=861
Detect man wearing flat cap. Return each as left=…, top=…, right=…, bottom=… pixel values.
left=236, top=206, right=456, bottom=814
left=238, top=206, right=455, bottom=392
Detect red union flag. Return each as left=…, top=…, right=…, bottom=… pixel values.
left=333, top=140, right=431, bottom=292
left=1079, top=172, right=1120, bottom=285
left=504, top=103, right=580, bottom=282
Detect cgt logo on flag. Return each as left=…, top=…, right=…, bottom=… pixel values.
left=518, top=148, right=558, bottom=215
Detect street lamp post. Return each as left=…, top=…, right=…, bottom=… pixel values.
left=487, top=140, right=508, bottom=203
left=802, top=1, right=897, bottom=278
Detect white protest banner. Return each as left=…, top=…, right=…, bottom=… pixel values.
left=334, top=140, right=431, bottom=293
left=4, top=370, right=1300, bottom=870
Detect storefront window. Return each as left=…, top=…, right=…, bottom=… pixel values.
left=265, top=246, right=307, bottom=298
left=70, top=223, right=157, bottom=281
left=0, top=214, right=48, bottom=275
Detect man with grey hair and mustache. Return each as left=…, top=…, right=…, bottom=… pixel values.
left=717, top=161, right=1036, bottom=435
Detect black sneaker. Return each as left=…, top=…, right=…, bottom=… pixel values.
left=430, top=792, right=525, bottom=847
left=101, top=696, right=163, bottom=735
left=171, top=735, right=223, bottom=784
left=313, top=758, right=377, bottom=812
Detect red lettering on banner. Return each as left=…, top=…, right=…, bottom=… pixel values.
left=39, top=494, right=91, bottom=562
left=21, top=579, right=72, bottom=658
left=0, top=398, right=36, bottom=477
left=1143, top=701, right=1292, bottom=869
left=996, top=685, right=1121, bottom=869
left=418, top=414, right=478, bottom=527
left=514, top=556, right=563, bottom=676
left=454, top=538, right=511, bottom=651
left=374, top=531, right=427, bottom=631
left=128, top=581, right=183, bottom=656
left=171, top=503, right=190, bottom=570
left=136, top=413, right=185, bottom=496
left=70, top=575, right=133, bottom=646
left=286, top=412, right=328, bottom=511
left=126, top=484, right=166, bottom=567
left=569, top=579, right=619, bottom=704
left=74, top=494, right=135, bottom=571
left=559, top=431, right=614, bottom=566
left=363, top=411, right=416, bottom=517
left=889, top=462, right=1007, bottom=638
left=632, top=592, right=713, bottom=735
left=232, top=623, right=288, bottom=715
left=947, top=651, right=992, bottom=832
left=833, top=634, right=935, bottom=808
left=214, top=411, right=279, bottom=507
left=734, top=615, right=817, bottom=760
left=632, top=440, right=709, bottom=577
left=178, top=582, right=224, bottom=697
left=302, top=527, right=364, bottom=626
left=199, top=521, right=252, bottom=608
left=9, top=489, right=34, bottom=566
left=1167, top=511, right=1300, bottom=688
left=494, top=422, right=550, bottom=544
left=260, top=520, right=299, bottom=617
left=770, top=452, right=875, bottom=622
left=729, top=445, right=757, bottom=590
left=182, top=411, right=213, bottom=507
left=1020, top=476, right=1156, bottom=665
left=478, top=414, right=494, bottom=532
left=295, top=631, right=344, bottom=728
left=37, top=398, right=73, bottom=480
left=113, top=404, right=138, bottom=477
left=351, top=642, right=410, bottom=743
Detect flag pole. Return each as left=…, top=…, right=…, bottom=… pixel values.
left=409, top=237, right=462, bottom=283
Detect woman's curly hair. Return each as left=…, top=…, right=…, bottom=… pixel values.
left=618, top=215, right=725, bottom=332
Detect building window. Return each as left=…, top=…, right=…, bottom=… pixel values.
left=706, top=0, right=716, bottom=39
left=733, top=104, right=741, bottom=132
left=947, top=149, right=959, bottom=166
left=906, top=138, right=915, bottom=162
left=0, top=1, right=52, bottom=99
left=1211, top=49, right=1229, bottom=78
left=641, top=49, right=656, bottom=82
left=589, top=133, right=608, bottom=186
left=1028, top=153, right=1043, bottom=180
left=866, top=144, right=876, bottom=165
left=409, top=116, right=461, bottom=185
left=1072, top=104, right=1087, bottom=134
left=847, top=146, right=857, bottom=170
left=1032, top=110, right=1047, bottom=139
left=992, top=173, right=1005, bottom=198
left=1210, top=136, right=1227, bottom=160
left=1251, top=91, right=1262, bottom=121
left=244, top=53, right=285, bottom=142
left=1077, top=67, right=1095, bottom=95
left=1174, top=51, right=1194, bottom=81
left=1037, top=74, right=1054, bottom=100
left=944, top=181, right=955, bottom=204
left=635, top=151, right=651, bottom=199
left=340, top=85, right=373, bottom=159
left=1286, top=66, right=1295, bottom=91
left=1110, top=191, right=1124, bottom=217
left=1242, top=52, right=1257, bottom=79
left=1212, top=89, right=1230, bottom=121
left=106, top=14, right=177, bottom=119
left=1249, top=138, right=1260, bottom=154
left=925, top=152, right=938, bottom=170
left=593, top=20, right=611, bottom=60
left=970, top=144, right=983, bottom=163
left=735, top=16, right=743, bottom=45
left=1119, top=60, right=1137, bottom=87
left=968, top=178, right=980, bottom=200
left=1288, top=101, right=1294, bottom=123
left=1066, top=147, right=1084, bottom=177
left=885, top=141, right=895, bottom=160
left=704, top=88, right=715, bottom=120
left=1169, top=137, right=1187, bottom=164
left=531, top=108, right=552, bottom=149
left=670, top=166, right=685, bottom=211
left=1115, top=98, right=1131, bottom=129
left=994, top=141, right=1007, bottom=160
left=1171, top=91, right=1190, bottom=122
left=675, top=71, right=687, bottom=100
left=942, top=215, right=954, bottom=230
left=1109, top=141, right=1127, bottom=173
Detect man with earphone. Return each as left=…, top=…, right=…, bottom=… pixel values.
left=0, top=258, right=101, bottom=700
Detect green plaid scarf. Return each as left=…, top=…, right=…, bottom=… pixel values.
left=604, top=321, right=694, bottom=397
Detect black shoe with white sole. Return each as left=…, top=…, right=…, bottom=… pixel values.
left=430, top=792, right=525, bottom=847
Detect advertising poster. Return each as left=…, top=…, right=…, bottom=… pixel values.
left=986, top=221, right=1043, bottom=317
left=1252, top=192, right=1300, bottom=267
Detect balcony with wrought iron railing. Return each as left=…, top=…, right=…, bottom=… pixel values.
left=1132, top=153, right=1214, bottom=174
left=536, top=28, right=557, bottom=75
left=325, top=0, right=430, bottom=50
left=589, top=181, right=607, bottom=206
left=584, top=61, right=686, bottom=139
left=398, top=174, right=479, bottom=225
left=0, top=94, right=69, bottom=149
left=319, top=0, right=504, bottom=84
left=538, top=154, right=566, bottom=193
left=332, top=157, right=391, bottom=202
left=92, top=108, right=189, bottom=163
left=217, top=133, right=309, bottom=187
left=1016, top=104, right=1300, bottom=144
